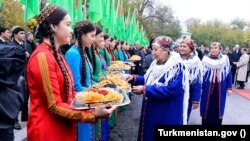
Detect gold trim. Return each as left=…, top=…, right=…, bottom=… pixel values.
left=37, top=53, right=95, bottom=121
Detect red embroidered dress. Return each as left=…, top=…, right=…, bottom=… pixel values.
left=27, top=43, right=95, bottom=141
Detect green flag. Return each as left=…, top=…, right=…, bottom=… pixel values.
left=127, top=10, right=137, bottom=43
left=21, top=0, right=40, bottom=22
left=88, top=0, right=102, bottom=23
left=73, top=0, right=84, bottom=26
left=0, top=0, right=2, bottom=8
left=115, top=1, right=125, bottom=40
left=50, top=0, right=74, bottom=25
left=101, top=0, right=110, bottom=29
left=108, top=0, right=116, bottom=36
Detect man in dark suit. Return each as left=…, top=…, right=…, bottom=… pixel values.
left=0, top=27, right=11, bottom=45
left=0, top=44, right=26, bottom=140
left=9, top=27, right=30, bottom=130
left=9, top=27, right=31, bottom=59
left=231, top=44, right=242, bottom=83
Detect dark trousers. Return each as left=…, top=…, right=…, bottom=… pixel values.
left=16, top=76, right=29, bottom=122
left=0, top=128, right=14, bottom=141
left=238, top=81, right=245, bottom=88
left=232, top=69, right=236, bottom=83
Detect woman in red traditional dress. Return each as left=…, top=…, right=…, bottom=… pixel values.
left=26, top=5, right=116, bottom=141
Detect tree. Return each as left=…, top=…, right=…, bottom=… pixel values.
left=188, top=20, right=245, bottom=48
left=185, top=18, right=201, bottom=29
left=123, top=0, right=158, bottom=17
left=141, top=5, right=181, bottom=40
left=230, top=18, right=247, bottom=30
left=0, top=0, right=25, bottom=28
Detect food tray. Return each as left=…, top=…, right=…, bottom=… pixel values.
left=70, top=88, right=131, bottom=110
left=124, top=61, right=135, bottom=67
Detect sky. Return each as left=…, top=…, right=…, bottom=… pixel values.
left=161, top=0, right=250, bottom=24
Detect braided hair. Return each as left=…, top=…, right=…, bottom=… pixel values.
left=74, top=20, right=96, bottom=86
left=35, top=7, right=70, bottom=101
left=103, top=34, right=110, bottom=61
left=92, top=26, right=103, bottom=73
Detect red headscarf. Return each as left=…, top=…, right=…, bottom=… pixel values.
left=181, top=39, right=195, bottom=51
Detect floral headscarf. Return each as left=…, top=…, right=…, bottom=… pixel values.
left=152, top=36, right=173, bottom=51
left=181, top=39, right=195, bottom=51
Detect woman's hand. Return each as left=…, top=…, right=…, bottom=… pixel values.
left=94, top=104, right=117, bottom=119
left=227, top=89, right=233, bottom=96
left=192, top=103, right=199, bottom=109
left=132, top=85, right=144, bottom=95
left=122, top=74, right=134, bottom=82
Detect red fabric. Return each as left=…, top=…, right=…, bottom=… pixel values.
left=107, top=47, right=116, bottom=61
left=26, top=43, right=95, bottom=141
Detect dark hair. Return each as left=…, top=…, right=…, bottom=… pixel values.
left=110, top=37, right=115, bottom=42
left=74, top=20, right=96, bottom=86
left=242, top=48, right=248, bottom=52
left=102, top=35, right=109, bottom=61
left=36, top=6, right=70, bottom=101
left=148, top=37, right=155, bottom=50
left=95, top=26, right=102, bottom=35
left=92, top=26, right=103, bottom=73
left=12, top=27, right=25, bottom=38
left=120, top=40, right=125, bottom=45
left=0, top=27, right=8, bottom=35
left=88, top=46, right=96, bottom=73
left=114, top=42, right=120, bottom=50
left=104, top=34, right=109, bottom=40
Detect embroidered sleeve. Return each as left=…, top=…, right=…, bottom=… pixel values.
left=36, top=52, right=96, bottom=122
left=145, top=70, right=184, bottom=100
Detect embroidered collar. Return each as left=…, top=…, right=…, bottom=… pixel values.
left=207, top=53, right=223, bottom=60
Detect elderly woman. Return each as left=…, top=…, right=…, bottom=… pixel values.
left=235, top=48, right=249, bottom=89
left=200, top=42, right=232, bottom=125
left=178, top=39, right=203, bottom=122
left=124, top=36, right=189, bottom=141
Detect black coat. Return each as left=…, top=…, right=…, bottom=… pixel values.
left=196, top=48, right=203, bottom=60
left=0, top=39, right=8, bottom=45
left=230, top=50, right=242, bottom=70
left=9, top=40, right=33, bottom=55
left=0, top=44, right=26, bottom=129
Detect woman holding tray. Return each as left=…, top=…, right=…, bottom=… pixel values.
left=99, top=35, right=112, bottom=67
left=26, top=5, right=116, bottom=141
left=123, top=36, right=190, bottom=141
left=91, top=26, right=107, bottom=82
left=65, top=20, right=117, bottom=141
left=91, top=25, right=110, bottom=141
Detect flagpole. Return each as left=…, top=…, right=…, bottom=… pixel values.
left=24, top=0, right=28, bottom=22
left=83, top=0, right=87, bottom=20
left=23, top=0, right=28, bottom=58
left=116, top=0, right=120, bottom=19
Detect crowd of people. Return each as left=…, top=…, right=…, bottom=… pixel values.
left=0, top=4, right=250, bottom=141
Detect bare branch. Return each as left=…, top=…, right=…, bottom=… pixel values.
left=142, top=15, right=164, bottom=23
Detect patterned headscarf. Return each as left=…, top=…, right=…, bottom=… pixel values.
left=181, top=39, right=195, bottom=51
left=152, top=36, right=173, bottom=51
left=37, top=4, right=58, bottom=24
